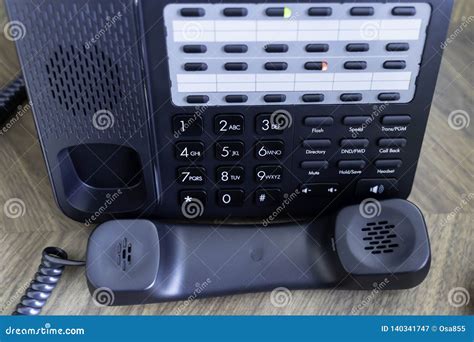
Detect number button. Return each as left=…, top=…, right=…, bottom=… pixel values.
left=214, top=114, right=244, bottom=135
left=255, top=189, right=282, bottom=206
left=215, top=141, right=245, bottom=161
left=255, top=165, right=283, bottom=184
left=175, top=142, right=204, bottom=161
left=173, top=114, right=203, bottom=137
left=255, top=114, right=284, bottom=135
left=216, top=166, right=245, bottom=185
left=177, top=167, right=206, bottom=185
left=255, top=141, right=284, bottom=160
left=217, top=189, right=245, bottom=207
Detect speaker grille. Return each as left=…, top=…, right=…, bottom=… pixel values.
left=46, top=44, right=122, bottom=117
left=116, top=237, right=133, bottom=271
left=361, top=221, right=400, bottom=254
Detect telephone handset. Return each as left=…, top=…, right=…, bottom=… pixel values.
left=14, top=199, right=430, bottom=313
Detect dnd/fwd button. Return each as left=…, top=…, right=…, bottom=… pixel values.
left=300, top=183, right=340, bottom=197
left=355, top=179, right=399, bottom=198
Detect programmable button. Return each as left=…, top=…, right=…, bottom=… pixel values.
left=338, top=160, right=366, bottom=170
left=350, top=7, right=374, bottom=16
left=303, top=139, right=332, bottom=149
left=343, top=116, right=370, bottom=126
left=180, top=8, right=205, bottom=17
left=184, top=63, right=208, bottom=71
left=346, top=43, right=369, bottom=52
left=305, top=62, right=325, bottom=70
left=264, top=94, right=286, bottom=103
left=378, top=138, right=407, bottom=148
left=308, top=7, right=332, bottom=16
left=225, top=95, right=248, bottom=103
left=340, top=93, right=362, bottom=102
left=300, top=161, right=329, bottom=170
left=265, top=44, right=289, bottom=53
left=223, top=7, right=248, bottom=17
left=383, top=61, right=407, bottom=69
left=378, top=93, right=401, bottom=101
left=344, top=61, right=367, bottom=70
left=340, top=139, right=369, bottom=148
left=224, top=44, right=248, bottom=53
left=386, top=43, right=410, bottom=52
left=306, top=44, right=329, bottom=53
left=266, top=7, right=286, bottom=17
left=264, top=62, right=288, bottom=71
left=302, top=94, right=325, bottom=103
left=392, top=6, right=416, bottom=16
left=225, top=62, right=248, bottom=71
left=375, top=159, right=403, bottom=169
left=186, top=95, right=209, bottom=104
left=183, top=45, right=207, bottom=54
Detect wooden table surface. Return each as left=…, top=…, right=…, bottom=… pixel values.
left=0, top=0, right=472, bottom=316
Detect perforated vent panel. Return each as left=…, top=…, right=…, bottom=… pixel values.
left=7, top=0, right=148, bottom=142
left=361, top=220, right=400, bottom=254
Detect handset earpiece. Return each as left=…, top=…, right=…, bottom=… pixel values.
left=86, top=199, right=430, bottom=306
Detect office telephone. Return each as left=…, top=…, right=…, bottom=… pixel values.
left=4, top=0, right=453, bottom=314
left=5, top=0, right=453, bottom=222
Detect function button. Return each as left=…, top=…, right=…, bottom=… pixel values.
left=264, top=94, right=286, bottom=103
left=302, top=94, right=324, bottom=103
left=216, top=166, right=244, bottom=185
left=255, top=189, right=282, bottom=206
left=378, top=93, right=401, bottom=101
left=383, top=61, right=406, bottom=69
left=346, top=43, right=370, bottom=52
left=343, top=116, right=370, bottom=126
left=306, top=44, right=329, bottom=53
left=180, top=190, right=207, bottom=206
left=255, top=165, right=283, bottom=184
left=186, top=95, right=209, bottom=104
left=184, top=63, right=208, bottom=71
left=375, top=159, right=403, bottom=169
left=256, top=114, right=285, bottom=135
left=340, top=93, right=362, bottom=102
left=266, top=7, right=286, bottom=17
left=217, top=189, right=245, bottom=207
left=264, top=62, right=288, bottom=71
left=177, top=167, right=206, bottom=185
left=300, top=183, right=340, bottom=197
left=350, top=7, right=374, bottom=16
left=303, top=139, right=332, bottom=149
left=215, top=141, right=244, bottom=161
left=381, top=115, right=411, bottom=126
left=386, top=43, right=410, bottom=52
left=355, top=178, right=399, bottom=197
left=378, top=138, right=407, bottom=148
left=255, top=140, right=284, bottom=160
left=308, top=7, right=332, bottom=16
left=183, top=45, right=207, bottom=54
left=305, top=116, right=334, bottom=127
left=340, top=139, right=369, bottom=148
left=223, top=7, right=248, bottom=17
left=214, top=114, right=244, bottom=135
left=344, top=61, right=367, bottom=70
left=180, top=8, right=205, bottom=17
left=265, top=44, right=289, bottom=53
left=173, top=114, right=203, bottom=136
left=175, top=142, right=204, bottom=161
left=224, top=44, right=248, bottom=53
left=305, top=62, right=325, bottom=71
left=300, top=161, right=329, bottom=170
left=392, top=6, right=416, bottom=16
left=338, top=160, right=366, bottom=170
left=225, top=95, right=248, bottom=103
left=225, top=62, right=248, bottom=71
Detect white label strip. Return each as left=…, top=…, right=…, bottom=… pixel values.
left=172, top=19, right=422, bottom=42
left=176, top=72, right=412, bottom=93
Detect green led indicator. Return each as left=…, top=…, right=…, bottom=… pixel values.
left=283, top=7, right=292, bottom=19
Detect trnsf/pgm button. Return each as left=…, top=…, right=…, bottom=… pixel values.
left=355, top=179, right=399, bottom=198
